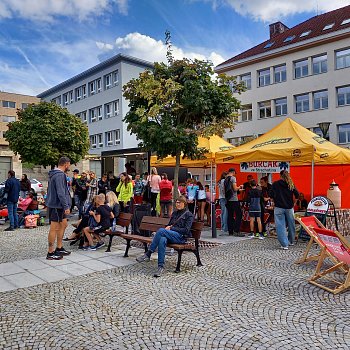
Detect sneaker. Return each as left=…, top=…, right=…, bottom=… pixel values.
left=83, top=246, right=96, bottom=251
left=136, top=254, right=150, bottom=263
left=78, top=246, right=85, bottom=250
left=254, top=233, right=260, bottom=239
left=46, top=252, right=63, bottom=260
left=55, top=247, right=71, bottom=256
left=289, top=242, right=295, bottom=246
left=280, top=246, right=289, bottom=250
left=247, top=233, right=255, bottom=239
left=263, top=232, right=268, bottom=237
left=259, top=233, right=265, bottom=240
left=95, top=241, right=105, bottom=249
left=234, top=232, right=245, bottom=237
left=153, top=266, right=164, bottom=278
left=4, top=227, right=14, bottom=232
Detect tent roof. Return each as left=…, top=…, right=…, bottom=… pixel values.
left=216, top=118, right=350, bottom=165
left=151, top=135, right=234, bottom=168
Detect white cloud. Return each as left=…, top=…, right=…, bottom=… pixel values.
left=0, top=0, right=128, bottom=21
left=113, top=32, right=225, bottom=66
left=211, top=0, right=350, bottom=22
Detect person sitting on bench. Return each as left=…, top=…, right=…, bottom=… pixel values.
left=136, top=195, right=194, bottom=277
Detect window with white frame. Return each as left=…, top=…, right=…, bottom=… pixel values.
left=312, top=54, right=327, bottom=74
left=81, top=111, right=87, bottom=123
left=63, top=93, right=69, bottom=105
left=294, top=59, right=308, bottom=78
left=90, top=135, right=97, bottom=149
left=21, top=103, right=29, bottom=109
left=336, top=48, right=350, bottom=69
left=75, top=86, right=82, bottom=101
left=82, top=85, right=86, bottom=98
left=89, top=80, right=96, bottom=95
left=258, top=68, right=270, bottom=87
left=89, top=108, right=97, bottom=123
left=105, top=131, right=113, bottom=146
left=241, top=104, right=252, bottom=122
left=295, top=94, right=310, bottom=113
left=105, top=103, right=112, bottom=118
left=104, top=73, right=112, bottom=89
left=114, top=129, right=120, bottom=144
left=2, top=116, right=16, bottom=122
left=227, top=137, right=240, bottom=146
left=313, top=90, right=328, bottom=110
left=338, top=123, right=350, bottom=144
left=240, top=73, right=251, bottom=90
left=96, top=78, right=101, bottom=92
left=274, top=64, right=286, bottom=83
left=337, top=85, right=350, bottom=106
left=205, top=174, right=212, bottom=182
left=258, top=100, right=271, bottom=119
left=51, top=96, right=61, bottom=105
left=97, top=133, right=103, bottom=148
left=275, top=97, right=287, bottom=116
left=310, top=127, right=328, bottom=139
left=69, top=90, right=73, bottom=103
left=113, top=70, right=119, bottom=85
left=113, top=100, right=120, bottom=115
left=2, top=100, right=16, bottom=108
left=97, top=106, right=102, bottom=120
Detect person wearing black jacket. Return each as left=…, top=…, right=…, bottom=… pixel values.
left=4, top=170, right=20, bottom=231
left=98, top=174, right=110, bottom=194
left=269, top=170, right=299, bottom=250
left=136, top=195, right=194, bottom=277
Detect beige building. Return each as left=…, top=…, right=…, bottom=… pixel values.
left=0, top=91, right=39, bottom=181
left=216, top=5, right=350, bottom=148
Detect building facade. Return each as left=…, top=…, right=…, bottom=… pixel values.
left=0, top=92, right=40, bottom=180
left=216, top=5, right=350, bottom=148
left=38, top=54, right=153, bottom=176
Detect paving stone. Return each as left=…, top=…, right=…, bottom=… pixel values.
left=30, top=267, right=71, bottom=283
left=78, top=259, right=115, bottom=272
left=13, top=258, right=50, bottom=271
left=55, top=263, right=94, bottom=276
left=98, top=256, right=137, bottom=267
left=0, top=277, right=17, bottom=292
left=0, top=262, right=25, bottom=276
left=3, top=272, right=45, bottom=288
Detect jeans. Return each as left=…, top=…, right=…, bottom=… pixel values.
left=7, top=201, right=18, bottom=228
left=226, top=201, right=242, bottom=234
left=219, top=198, right=228, bottom=231
left=274, top=207, right=295, bottom=247
left=74, top=195, right=83, bottom=219
left=149, top=228, right=186, bottom=267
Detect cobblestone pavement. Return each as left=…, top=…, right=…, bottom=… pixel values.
left=0, top=224, right=349, bottom=349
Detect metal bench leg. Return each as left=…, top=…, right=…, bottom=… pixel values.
left=143, top=242, right=148, bottom=253
left=194, top=249, right=203, bottom=267
left=124, top=239, right=131, bottom=257
left=175, top=250, right=183, bottom=273
left=105, top=235, right=113, bottom=252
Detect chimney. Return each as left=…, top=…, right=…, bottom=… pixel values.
left=269, top=21, right=289, bottom=39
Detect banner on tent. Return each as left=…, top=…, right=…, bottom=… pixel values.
left=307, top=196, right=329, bottom=214
left=240, top=161, right=290, bottom=173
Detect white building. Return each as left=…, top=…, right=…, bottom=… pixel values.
left=215, top=5, right=350, bottom=148
left=38, top=54, right=153, bottom=176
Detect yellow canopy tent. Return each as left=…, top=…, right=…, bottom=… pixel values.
left=151, top=134, right=234, bottom=168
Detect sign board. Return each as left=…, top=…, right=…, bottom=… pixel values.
left=240, top=161, right=290, bottom=173
left=307, top=196, right=329, bottom=215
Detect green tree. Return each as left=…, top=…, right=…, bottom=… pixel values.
left=5, top=101, right=90, bottom=168
left=123, top=34, right=243, bottom=196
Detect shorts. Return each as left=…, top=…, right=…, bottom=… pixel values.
left=48, top=208, right=67, bottom=223
left=197, top=198, right=206, bottom=202
left=249, top=211, right=261, bottom=218
left=92, top=226, right=110, bottom=235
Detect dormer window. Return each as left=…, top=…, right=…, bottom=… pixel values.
left=300, top=30, right=311, bottom=38
left=341, top=18, right=350, bottom=25
left=323, top=23, right=334, bottom=30
left=264, top=42, right=274, bottom=49
left=283, top=35, right=295, bottom=43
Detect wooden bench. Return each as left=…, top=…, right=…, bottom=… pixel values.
left=120, top=216, right=204, bottom=272
left=102, top=212, right=133, bottom=252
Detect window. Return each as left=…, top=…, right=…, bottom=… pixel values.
left=63, top=93, right=69, bottom=105
left=96, top=78, right=102, bottom=92
left=300, top=30, right=311, bottom=37
left=313, top=90, right=328, bottom=110
left=82, top=85, right=87, bottom=98
left=258, top=100, right=271, bottom=119
left=105, top=103, right=112, bottom=118
left=341, top=18, right=350, bottom=25
left=89, top=80, right=96, bottom=95
left=241, top=104, right=252, bottom=122
left=51, top=96, right=61, bottom=105
left=336, top=48, right=350, bottom=69
left=264, top=42, right=274, bottom=49
left=21, top=103, right=29, bottom=109
left=294, top=59, right=308, bottom=78
left=258, top=69, right=270, bottom=87
left=97, top=134, right=103, bottom=148
left=312, top=54, right=327, bottom=74
left=97, top=106, right=102, bottom=121
left=115, top=129, right=120, bottom=144
left=205, top=174, right=212, bottom=182
left=295, top=94, right=309, bottom=113
left=323, top=23, right=334, bottom=30
left=284, top=35, right=295, bottom=42
left=90, top=135, right=97, bottom=149
left=338, top=124, right=350, bottom=144
left=2, top=101, right=16, bottom=108
left=240, top=73, right=251, bottom=90
left=337, top=85, right=350, bottom=106
left=274, top=64, right=286, bottom=83
left=75, top=86, right=82, bottom=101
left=89, top=108, right=97, bottom=123
left=275, top=98, right=287, bottom=116
left=81, top=111, right=87, bottom=123
left=227, top=137, right=240, bottom=146
left=104, top=73, right=112, bottom=89
left=2, top=116, right=16, bottom=122
left=311, top=126, right=329, bottom=139
left=113, top=70, right=119, bottom=85
left=113, top=100, right=119, bottom=115
left=105, top=131, right=113, bottom=146
left=69, top=90, right=73, bottom=103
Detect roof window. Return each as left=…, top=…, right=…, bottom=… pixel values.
left=300, top=30, right=311, bottom=37
left=323, top=23, right=334, bottom=30
left=283, top=35, right=295, bottom=43
left=341, top=18, right=350, bottom=25
left=264, top=42, right=274, bottom=49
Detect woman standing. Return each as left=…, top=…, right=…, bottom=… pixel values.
left=218, top=171, right=228, bottom=232
left=186, top=179, right=199, bottom=214
left=148, top=167, right=161, bottom=216
left=259, top=176, right=272, bottom=236
left=20, top=174, right=31, bottom=198
left=116, top=172, right=133, bottom=212
left=269, top=170, right=299, bottom=250
left=159, top=173, right=173, bottom=218
left=196, top=182, right=206, bottom=222
left=85, top=172, right=98, bottom=207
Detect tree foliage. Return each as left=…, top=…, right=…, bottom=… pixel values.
left=5, top=101, right=90, bottom=167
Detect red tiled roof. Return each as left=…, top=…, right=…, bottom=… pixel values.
left=216, top=5, right=350, bottom=70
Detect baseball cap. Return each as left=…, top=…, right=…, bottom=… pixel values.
left=73, top=169, right=79, bottom=174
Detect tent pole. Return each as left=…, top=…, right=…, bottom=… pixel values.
left=311, top=159, right=314, bottom=198
left=211, top=162, right=217, bottom=238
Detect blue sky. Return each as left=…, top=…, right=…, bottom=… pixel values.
left=0, top=0, right=349, bottom=96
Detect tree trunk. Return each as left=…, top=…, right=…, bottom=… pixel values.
left=173, top=152, right=180, bottom=201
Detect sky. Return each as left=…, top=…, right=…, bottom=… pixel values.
left=0, top=0, right=349, bottom=96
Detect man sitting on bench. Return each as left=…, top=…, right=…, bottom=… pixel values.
left=136, top=195, right=194, bottom=277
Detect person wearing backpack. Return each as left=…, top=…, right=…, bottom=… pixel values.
left=224, top=168, right=244, bottom=237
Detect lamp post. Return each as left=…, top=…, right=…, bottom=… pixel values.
left=317, top=122, right=331, bottom=140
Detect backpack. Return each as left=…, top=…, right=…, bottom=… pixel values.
left=224, top=176, right=234, bottom=200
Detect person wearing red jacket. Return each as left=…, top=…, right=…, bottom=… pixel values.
left=159, top=173, right=173, bottom=218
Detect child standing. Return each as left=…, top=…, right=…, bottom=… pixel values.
left=247, top=180, right=264, bottom=239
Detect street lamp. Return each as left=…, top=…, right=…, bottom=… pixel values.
left=318, top=122, right=332, bottom=140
